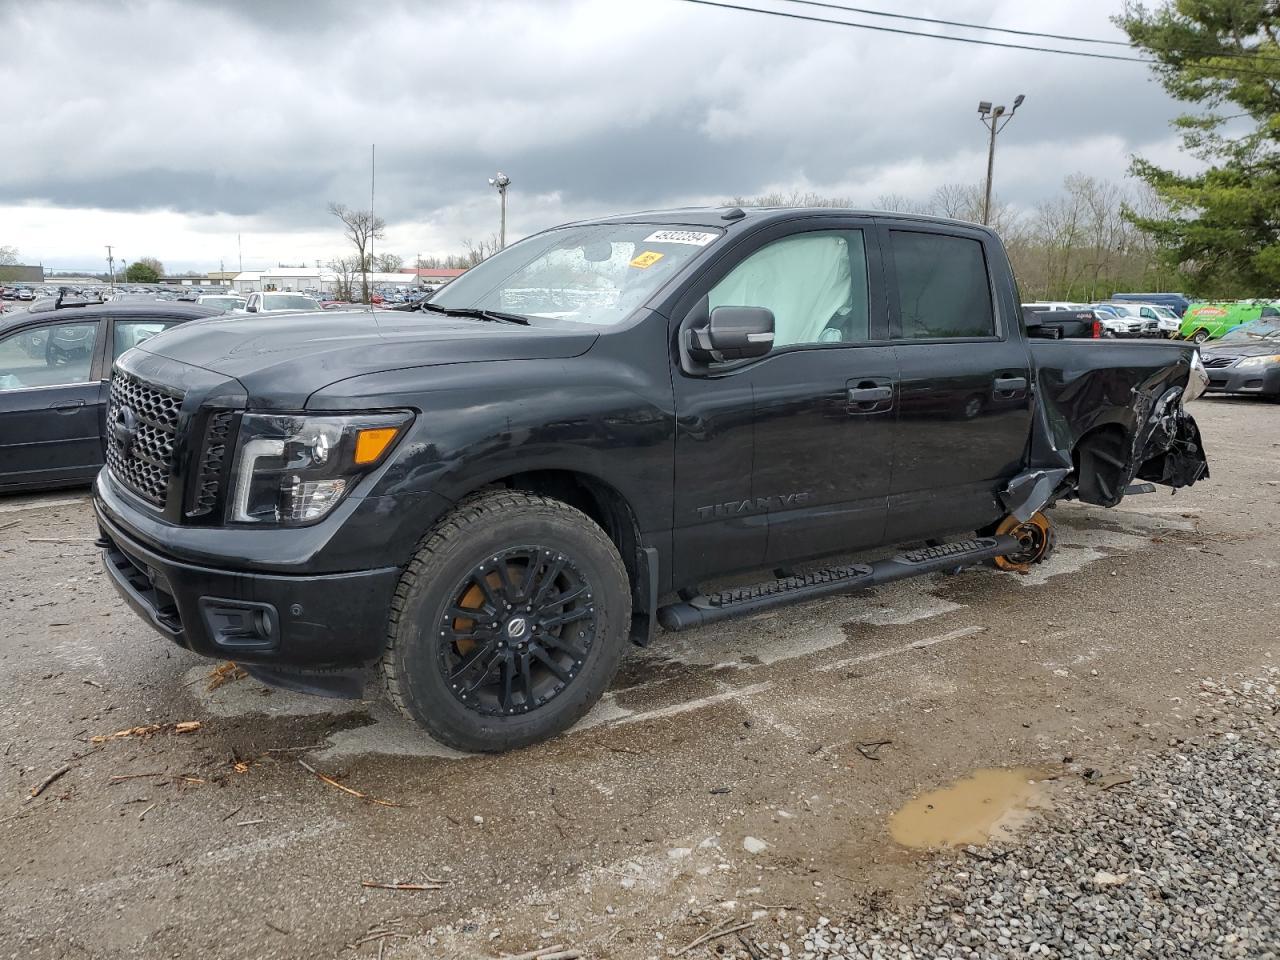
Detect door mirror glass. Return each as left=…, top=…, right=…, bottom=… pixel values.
left=690, top=306, right=775, bottom=361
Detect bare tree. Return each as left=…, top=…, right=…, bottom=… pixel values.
left=0, top=245, right=17, bottom=266
left=328, top=202, right=385, bottom=303
left=460, top=233, right=503, bottom=268
left=374, top=252, right=404, bottom=273
left=328, top=256, right=360, bottom=302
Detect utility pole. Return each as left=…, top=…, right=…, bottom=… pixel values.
left=105, top=245, right=116, bottom=291
left=489, top=172, right=511, bottom=249
left=977, top=94, right=1025, bottom=226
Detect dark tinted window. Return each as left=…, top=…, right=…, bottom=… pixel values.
left=891, top=231, right=994, bottom=339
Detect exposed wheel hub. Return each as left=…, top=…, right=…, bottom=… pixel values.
left=994, top=511, right=1056, bottom=573
left=437, top=547, right=596, bottom=717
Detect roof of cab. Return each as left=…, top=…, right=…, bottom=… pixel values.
left=575, top=205, right=994, bottom=233
left=0, top=301, right=221, bottom=336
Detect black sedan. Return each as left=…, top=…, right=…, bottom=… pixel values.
left=0, top=301, right=220, bottom=492
left=1199, top=317, right=1280, bottom=400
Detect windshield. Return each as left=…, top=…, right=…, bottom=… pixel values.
left=1106, top=304, right=1139, bottom=317
left=262, top=294, right=320, bottom=311
left=1219, top=318, right=1280, bottom=341
left=200, top=296, right=244, bottom=310
left=429, top=223, right=722, bottom=325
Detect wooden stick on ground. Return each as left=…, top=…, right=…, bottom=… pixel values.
left=27, top=764, right=72, bottom=800
left=298, top=760, right=401, bottom=807
left=499, top=943, right=566, bottom=960
left=674, top=921, right=755, bottom=956
left=360, top=879, right=447, bottom=891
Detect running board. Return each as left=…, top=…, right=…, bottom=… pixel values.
left=657, top=534, right=1021, bottom=632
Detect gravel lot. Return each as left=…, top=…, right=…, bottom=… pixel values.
left=784, top=672, right=1279, bottom=960
left=0, top=395, right=1277, bottom=959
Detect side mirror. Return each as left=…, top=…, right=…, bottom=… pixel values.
left=689, top=305, right=775, bottom=361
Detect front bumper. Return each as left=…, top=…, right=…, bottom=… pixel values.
left=1205, top=365, right=1280, bottom=397
left=96, top=501, right=403, bottom=686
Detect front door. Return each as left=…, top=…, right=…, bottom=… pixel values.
left=0, top=318, right=108, bottom=489
left=671, top=221, right=897, bottom=584
left=879, top=223, right=1034, bottom=542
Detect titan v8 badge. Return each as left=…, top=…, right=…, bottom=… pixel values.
left=695, top=492, right=813, bottom=521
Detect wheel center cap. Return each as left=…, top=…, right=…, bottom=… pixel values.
left=506, top=617, right=528, bottom=640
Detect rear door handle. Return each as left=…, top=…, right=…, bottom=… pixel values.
left=993, top=377, right=1027, bottom=394
left=847, top=386, right=893, bottom=403
left=50, top=399, right=85, bottom=413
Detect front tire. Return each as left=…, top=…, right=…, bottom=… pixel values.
left=1192, top=329, right=1210, bottom=344
left=382, top=491, right=631, bottom=752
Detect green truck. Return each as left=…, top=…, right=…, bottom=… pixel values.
left=1179, top=301, right=1280, bottom=343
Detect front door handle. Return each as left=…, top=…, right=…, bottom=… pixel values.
left=847, top=386, right=893, bottom=403
left=993, top=376, right=1027, bottom=394
left=50, top=399, right=85, bottom=413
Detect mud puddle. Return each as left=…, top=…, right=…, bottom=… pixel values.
left=890, top=767, right=1055, bottom=849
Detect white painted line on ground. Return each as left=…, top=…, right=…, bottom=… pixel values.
left=815, top=625, right=986, bottom=673
left=0, top=496, right=88, bottom=515
left=609, top=681, right=775, bottom=727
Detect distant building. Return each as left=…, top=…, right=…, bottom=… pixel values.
left=401, top=267, right=467, bottom=284
left=231, top=267, right=419, bottom=294
left=0, top=264, right=45, bottom=284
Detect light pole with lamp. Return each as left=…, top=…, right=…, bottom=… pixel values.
left=977, top=94, right=1025, bottom=226
left=489, top=172, right=511, bottom=249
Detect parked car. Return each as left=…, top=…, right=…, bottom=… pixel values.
left=1198, top=317, right=1280, bottom=399
left=16, top=287, right=35, bottom=302
left=0, top=302, right=220, bottom=492
left=1110, top=292, right=1190, bottom=317
left=1091, top=303, right=1160, bottom=338
left=243, top=292, right=322, bottom=314
left=196, top=294, right=248, bottom=313
left=94, top=207, right=1209, bottom=752
left=1179, top=301, right=1280, bottom=343
left=1021, top=304, right=1102, bottom=339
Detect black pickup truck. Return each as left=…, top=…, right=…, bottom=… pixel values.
left=92, top=208, right=1209, bottom=751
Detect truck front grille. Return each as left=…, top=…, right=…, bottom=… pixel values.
left=106, top=370, right=183, bottom=507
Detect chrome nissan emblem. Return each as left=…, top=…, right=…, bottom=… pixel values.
left=506, top=617, right=528, bottom=639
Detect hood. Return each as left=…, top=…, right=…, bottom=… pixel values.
left=136, top=308, right=598, bottom=403
left=1200, top=338, right=1280, bottom=358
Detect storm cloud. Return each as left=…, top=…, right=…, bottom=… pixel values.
left=0, top=0, right=1187, bottom=271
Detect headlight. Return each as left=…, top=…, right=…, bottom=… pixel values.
left=228, top=411, right=412, bottom=525
left=1184, top=351, right=1209, bottom=403
left=1236, top=354, right=1280, bottom=368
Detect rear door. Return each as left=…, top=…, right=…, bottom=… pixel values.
left=0, top=317, right=108, bottom=489
left=880, top=222, right=1033, bottom=542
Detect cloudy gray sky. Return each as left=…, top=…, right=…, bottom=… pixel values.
left=1, top=0, right=1189, bottom=273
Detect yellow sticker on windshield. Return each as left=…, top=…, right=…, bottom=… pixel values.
left=630, top=251, right=664, bottom=269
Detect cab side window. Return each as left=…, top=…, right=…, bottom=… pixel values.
left=0, top=322, right=98, bottom=391
left=708, top=231, right=870, bottom=348
left=891, top=231, right=995, bottom=339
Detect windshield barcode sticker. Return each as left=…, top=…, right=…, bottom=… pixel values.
left=643, top=230, right=719, bottom=246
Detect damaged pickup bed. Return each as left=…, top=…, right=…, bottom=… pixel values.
left=93, top=206, right=1209, bottom=751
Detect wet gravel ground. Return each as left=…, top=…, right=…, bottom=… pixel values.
left=779, top=671, right=1280, bottom=960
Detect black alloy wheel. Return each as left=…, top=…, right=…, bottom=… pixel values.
left=438, top=547, right=596, bottom=717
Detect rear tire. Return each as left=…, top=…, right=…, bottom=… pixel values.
left=382, top=490, right=631, bottom=753
left=1192, top=329, right=1210, bottom=344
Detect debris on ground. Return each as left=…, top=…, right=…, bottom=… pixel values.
left=90, top=720, right=202, bottom=743
left=360, top=878, right=448, bottom=891
left=206, top=661, right=247, bottom=692
left=297, top=759, right=401, bottom=807
left=26, top=764, right=72, bottom=800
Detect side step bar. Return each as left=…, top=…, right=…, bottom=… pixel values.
left=657, top=534, right=1021, bottom=632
